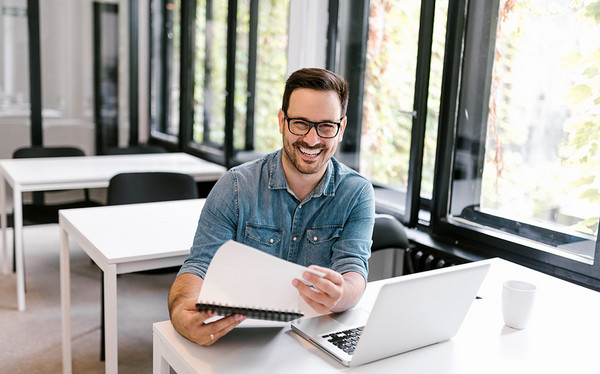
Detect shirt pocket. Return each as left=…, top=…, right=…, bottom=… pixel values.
left=244, top=223, right=282, bottom=257
left=305, top=226, right=343, bottom=265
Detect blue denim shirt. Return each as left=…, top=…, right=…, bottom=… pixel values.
left=178, top=149, right=375, bottom=281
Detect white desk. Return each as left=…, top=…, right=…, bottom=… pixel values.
left=60, top=199, right=206, bottom=374
left=0, top=152, right=225, bottom=311
left=153, top=258, right=600, bottom=374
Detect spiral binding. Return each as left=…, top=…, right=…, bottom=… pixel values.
left=196, top=302, right=303, bottom=322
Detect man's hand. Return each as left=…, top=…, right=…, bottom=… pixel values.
left=292, top=266, right=365, bottom=314
left=169, top=273, right=246, bottom=346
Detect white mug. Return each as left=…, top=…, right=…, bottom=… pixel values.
left=502, top=280, right=536, bottom=329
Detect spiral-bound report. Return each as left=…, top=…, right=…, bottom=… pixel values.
left=195, top=240, right=325, bottom=322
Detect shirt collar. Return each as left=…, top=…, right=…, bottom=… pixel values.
left=268, top=149, right=336, bottom=197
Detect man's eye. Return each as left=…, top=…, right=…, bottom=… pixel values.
left=319, top=123, right=336, bottom=130
left=292, top=120, right=309, bottom=128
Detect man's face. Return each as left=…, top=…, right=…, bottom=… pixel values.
left=278, top=88, right=346, bottom=176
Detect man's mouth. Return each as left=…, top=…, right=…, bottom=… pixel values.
left=298, top=147, right=323, bottom=157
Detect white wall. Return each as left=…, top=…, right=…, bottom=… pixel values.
left=287, top=0, right=329, bottom=76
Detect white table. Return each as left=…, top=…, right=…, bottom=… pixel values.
left=153, top=258, right=600, bottom=373
left=0, top=152, right=225, bottom=311
left=60, top=199, right=206, bottom=374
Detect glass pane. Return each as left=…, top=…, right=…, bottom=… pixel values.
left=360, top=1, right=421, bottom=195
left=0, top=0, right=30, bottom=158
left=150, top=0, right=180, bottom=139
left=452, top=0, right=600, bottom=262
left=193, top=0, right=228, bottom=148
left=41, top=1, right=96, bottom=154
left=422, top=0, right=449, bottom=199
left=253, top=0, right=289, bottom=154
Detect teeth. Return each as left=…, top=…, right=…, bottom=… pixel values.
left=299, top=147, right=322, bottom=156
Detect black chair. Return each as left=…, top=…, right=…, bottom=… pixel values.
left=10, top=146, right=102, bottom=272
left=368, top=214, right=410, bottom=281
left=103, top=144, right=167, bottom=155
left=106, top=172, right=199, bottom=205
left=99, top=171, right=199, bottom=360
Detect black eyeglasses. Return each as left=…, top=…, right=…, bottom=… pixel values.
left=284, top=113, right=344, bottom=139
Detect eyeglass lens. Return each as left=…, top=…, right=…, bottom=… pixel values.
left=289, top=119, right=339, bottom=138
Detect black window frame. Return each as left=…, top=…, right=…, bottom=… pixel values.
left=428, top=0, right=600, bottom=289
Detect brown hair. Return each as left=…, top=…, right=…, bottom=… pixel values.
left=282, top=68, right=349, bottom=117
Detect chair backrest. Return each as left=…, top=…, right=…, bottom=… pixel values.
left=12, top=146, right=87, bottom=205
left=13, top=146, right=85, bottom=159
left=371, top=214, right=409, bottom=252
left=107, top=172, right=199, bottom=206
left=103, top=144, right=167, bottom=155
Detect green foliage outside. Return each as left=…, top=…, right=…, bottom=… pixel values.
left=360, top=0, right=447, bottom=197
left=193, top=0, right=228, bottom=146
left=482, top=0, right=599, bottom=236
left=561, top=1, right=600, bottom=235
left=193, top=0, right=287, bottom=154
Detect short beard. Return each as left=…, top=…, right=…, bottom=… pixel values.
left=284, top=140, right=327, bottom=175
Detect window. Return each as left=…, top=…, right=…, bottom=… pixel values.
left=341, top=0, right=447, bottom=225
left=147, top=0, right=600, bottom=286
left=439, top=0, right=600, bottom=276
left=190, top=0, right=289, bottom=166
left=191, top=0, right=228, bottom=153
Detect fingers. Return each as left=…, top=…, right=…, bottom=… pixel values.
left=296, top=285, right=331, bottom=314
left=201, top=314, right=246, bottom=346
left=305, top=266, right=343, bottom=293
left=293, top=267, right=344, bottom=313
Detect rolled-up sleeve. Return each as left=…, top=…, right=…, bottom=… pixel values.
left=330, top=181, right=375, bottom=282
left=177, top=171, right=238, bottom=279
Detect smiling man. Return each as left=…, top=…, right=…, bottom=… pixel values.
left=168, top=68, right=375, bottom=346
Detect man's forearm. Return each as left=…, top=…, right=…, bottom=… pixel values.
left=168, top=273, right=204, bottom=318
left=331, top=271, right=366, bottom=313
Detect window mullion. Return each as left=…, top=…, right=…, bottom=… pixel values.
left=244, top=0, right=259, bottom=152
left=431, top=0, right=467, bottom=227
left=224, top=0, right=237, bottom=169
left=405, top=0, right=437, bottom=228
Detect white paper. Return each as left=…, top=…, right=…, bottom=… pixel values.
left=198, top=240, right=324, bottom=315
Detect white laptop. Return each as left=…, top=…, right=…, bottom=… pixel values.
left=291, top=260, right=491, bottom=367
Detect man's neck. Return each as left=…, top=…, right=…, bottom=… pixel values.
left=281, top=155, right=327, bottom=202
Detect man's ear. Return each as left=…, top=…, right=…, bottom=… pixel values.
left=338, top=116, right=347, bottom=142
left=278, top=109, right=285, bottom=135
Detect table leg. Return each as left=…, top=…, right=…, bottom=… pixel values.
left=60, top=223, right=72, bottom=374
left=153, top=331, right=171, bottom=374
left=13, top=185, right=25, bottom=311
left=104, top=264, right=118, bottom=374
left=0, top=174, right=7, bottom=274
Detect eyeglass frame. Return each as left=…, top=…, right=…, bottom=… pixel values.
left=283, top=112, right=345, bottom=139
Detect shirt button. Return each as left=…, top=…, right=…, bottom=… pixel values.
left=270, top=238, right=274, bottom=244
left=313, top=236, right=318, bottom=241
left=293, top=237, right=297, bottom=241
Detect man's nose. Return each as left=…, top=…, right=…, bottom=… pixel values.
left=302, top=126, right=321, bottom=146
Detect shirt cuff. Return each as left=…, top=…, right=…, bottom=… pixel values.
left=332, top=257, right=368, bottom=283
left=176, top=261, right=208, bottom=279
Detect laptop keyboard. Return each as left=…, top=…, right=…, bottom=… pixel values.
left=322, top=326, right=364, bottom=355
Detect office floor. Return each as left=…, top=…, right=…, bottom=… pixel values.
left=0, top=224, right=177, bottom=373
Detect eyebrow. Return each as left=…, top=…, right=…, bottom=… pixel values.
left=286, top=114, right=342, bottom=123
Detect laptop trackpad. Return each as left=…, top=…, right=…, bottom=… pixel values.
left=331, top=308, right=370, bottom=328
